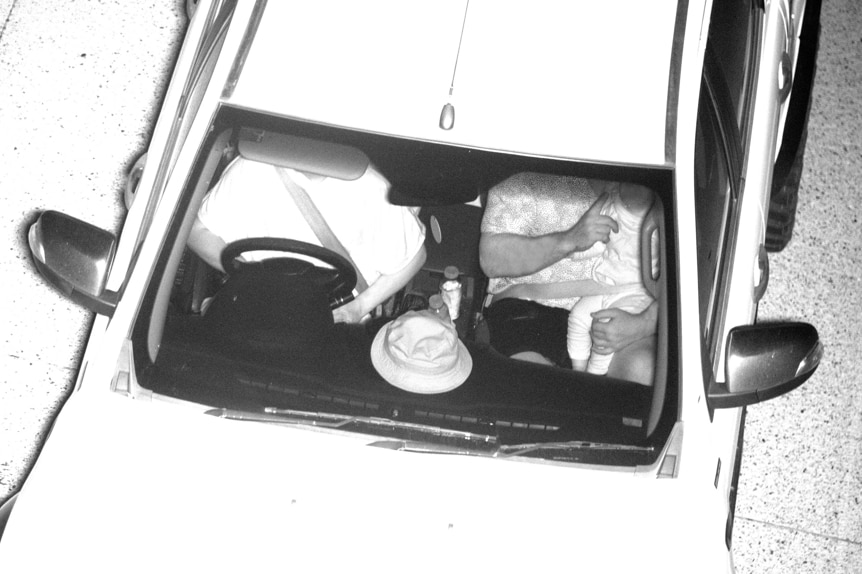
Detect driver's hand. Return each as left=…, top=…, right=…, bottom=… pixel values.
left=332, top=301, right=366, bottom=324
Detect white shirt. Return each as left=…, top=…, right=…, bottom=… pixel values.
left=592, top=189, right=649, bottom=287
left=198, top=157, right=426, bottom=286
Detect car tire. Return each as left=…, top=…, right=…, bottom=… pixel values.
left=765, top=0, right=821, bottom=252
left=766, top=127, right=805, bottom=252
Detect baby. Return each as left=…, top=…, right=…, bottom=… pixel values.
left=567, top=184, right=657, bottom=375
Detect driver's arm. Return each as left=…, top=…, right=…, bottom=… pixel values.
left=188, top=216, right=229, bottom=273
left=333, top=245, right=427, bottom=324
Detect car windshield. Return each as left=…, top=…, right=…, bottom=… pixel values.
left=132, top=107, right=678, bottom=467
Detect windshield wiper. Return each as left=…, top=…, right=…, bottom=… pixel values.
left=206, top=407, right=498, bottom=447
left=367, top=439, right=495, bottom=456
left=206, top=408, right=652, bottom=461
left=497, top=441, right=654, bottom=458
left=365, top=439, right=654, bottom=459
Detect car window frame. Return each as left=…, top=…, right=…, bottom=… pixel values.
left=695, top=62, right=741, bottom=349
left=695, top=0, right=764, bottom=375
left=120, top=0, right=237, bottom=293
left=127, top=103, right=683, bottom=466
left=706, top=0, right=763, bottom=148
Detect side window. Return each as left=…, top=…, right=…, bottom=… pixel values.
left=128, top=0, right=236, bottom=256
left=693, top=86, right=733, bottom=342
left=168, top=0, right=236, bottom=173
left=694, top=0, right=760, bottom=356
left=706, top=0, right=759, bottom=133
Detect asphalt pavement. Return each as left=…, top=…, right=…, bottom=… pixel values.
left=0, top=1, right=860, bottom=572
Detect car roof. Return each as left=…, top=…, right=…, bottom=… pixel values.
left=227, top=0, right=681, bottom=167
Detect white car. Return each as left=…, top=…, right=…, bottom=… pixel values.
left=0, top=0, right=823, bottom=571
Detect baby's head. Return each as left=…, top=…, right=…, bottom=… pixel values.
left=618, top=184, right=654, bottom=217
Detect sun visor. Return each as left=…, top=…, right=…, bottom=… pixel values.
left=238, top=128, right=369, bottom=181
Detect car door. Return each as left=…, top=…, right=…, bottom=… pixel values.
left=693, top=0, right=789, bottom=546
left=716, top=0, right=793, bottom=342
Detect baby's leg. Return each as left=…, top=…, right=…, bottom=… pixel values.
left=567, top=295, right=603, bottom=371
left=587, top=347, right=615, bottom=375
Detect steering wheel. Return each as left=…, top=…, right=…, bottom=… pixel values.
left=220, top=237, right=357, bottom=308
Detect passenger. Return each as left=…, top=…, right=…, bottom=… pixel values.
left=479, top=172, right=657, bottom=385
left=566, top=184, right=656, bottom=377
left=188, top=156, right=427, bottom=324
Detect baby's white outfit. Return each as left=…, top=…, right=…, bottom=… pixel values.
left=566, top=190, right=654, bottom=375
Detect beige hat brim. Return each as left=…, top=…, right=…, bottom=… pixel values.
left=370, top=324, right=473, bottom=394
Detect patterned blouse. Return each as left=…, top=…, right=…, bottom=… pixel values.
left=481, top=172, right=605, bottom=310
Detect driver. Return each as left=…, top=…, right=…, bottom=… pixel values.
left=188, top=156, right=427, bottom=323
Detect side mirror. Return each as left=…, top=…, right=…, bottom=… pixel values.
left=28, top=211, right=118, bottom=316
left=709, top=322, right=823, bottom=409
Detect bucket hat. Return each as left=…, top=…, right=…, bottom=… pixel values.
left=371, top=311, right=472, bottom=393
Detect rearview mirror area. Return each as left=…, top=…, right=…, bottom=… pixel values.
left=709, top=322, right=823, bottom=409
left=28, top=211, right=118, bottom=316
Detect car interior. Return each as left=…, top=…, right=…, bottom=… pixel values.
left=131, top=107, right=679, bottom=465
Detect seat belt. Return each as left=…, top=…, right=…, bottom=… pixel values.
left=275, top=166, right=369, bottom=293
left=488, top=279, right=643, bottom=305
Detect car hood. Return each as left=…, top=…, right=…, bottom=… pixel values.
left=0, top=390, right=730, bottom=573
